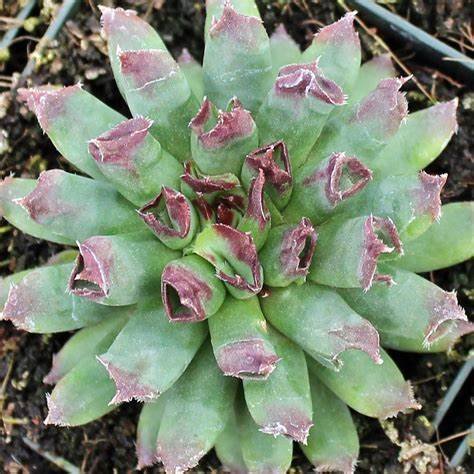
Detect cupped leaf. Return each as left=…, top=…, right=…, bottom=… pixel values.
left=396, top=201, right=474, bottom=272
left=307, top=349, right=421, bottom=419
left=260, top=283, right=382, bottom=370
left=88, top=117, right=182, bottom=206
left=209, top=296, right=279, bottom=379
left=189, top=96, right=258, bottom=176
left=243, top=326, right=313, bottom=443
left=309, top=215, right=402, bottom=290
left=16, top=170, right=142, bottom=242
left=156, top=341, right=237, bottom=472
left=339, top=265, right=473, bottom=353
left=269, top=24, right=301, bottom=77
left=18, top=85, right=124, bottom=180
left=302, top=372, right=359, bottom=473
left=98, top=300, right=207, bottom=404
left=68, top=232, right=179, bottom=306
left=259, top=218, right=317, bottom=287
left=203, top=3, right=272, bottom=112
left=161, top=255, right=226, bottom=322
left=256, top=61, right=345, bottom=170
left=177, top=48, right=204, bottom=100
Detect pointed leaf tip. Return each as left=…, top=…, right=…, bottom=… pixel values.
left=44, top=393, right=69, bottom=427
left=380, top=381, right=421, bottom=419
left=181, top=161, right=239, bottom=194
left=276, top=62, right=346, bottom=105
left=316, top=11, right=358, bottom=45
left=99, top=5, right=138, bottom=36
left=178, top=47, right=197, bottom=64
left=209, top=2, right=263, bottom=40
left=245, top=169, right=270, bottom=231
left=416, top=171, right=447, bottom=222
left=260, top=413, right=313, bottom=444
left=271, top=23, right=291, bottom=40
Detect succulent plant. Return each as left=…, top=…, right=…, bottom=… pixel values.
left=1, top=1, right=473, bottom=472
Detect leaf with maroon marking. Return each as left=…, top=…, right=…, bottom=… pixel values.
left=88, top=117, right=182, bottom=206
left=269, top=24, right=301, bottom=77
left=190, top=96, right=258, bottom=176
left=161, top=255, right=226, bottom=322
left=16, top=170, right=142, bottom=241
left=209, top=296, right=279, bottom=379
left=302, top=12, right=361, bottom=92
left=309, top=215, right=402, bottom=290
left=244, top=326, right=313, bottom=443
left=18, top=85, right=124, bottom=180
left=260, top=283, right=382, bottom=370
left=203, top=3, right=272, bottom=112
left=259, top=218, right=317, bottom=287
left=156, top=341, right=237, bottom=473
left=339, top=265, right=473, bottom=353
left=256, top=62, right=345, bottom=169
left=98, top=299, right=207, bottom=404
left=302, top=372, right=359, bottom=472
left=241, top=140, right=293, bottom=210
left=177, top=48, right=204, bottom=100
left=193, top=223, right=263, bottom=299
left=137, top=186, right=198, bottom=250
left=307, top=349, right=421, bottom=419
left=68, top=232, right=178, bottom=306
left=286, top=151, right=372, bottom=224
left=374, top=99, right=459, bottom=175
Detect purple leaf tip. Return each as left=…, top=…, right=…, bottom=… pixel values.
left=260, top=408, right=314, bottom=444
left=276, top=62, right=346, bottom=105
left=99, top=6, right=139, bottom=36
left=181, top=161, right=240, bottom=194
left=88, top=117, right=153, bottom=170
left=177, top=47, right=197, bottom=64
left=2, top=283, right=30, bottom=330
left=271, top=23, right=291, bottom=40
left=281, top=217, right=318, bottom=278
left=189, top=97, right=255, bottom=149
left=314, top=456, right=357, bottom=473
left=246, top=169, right=270, bottom=230
left=361, top=216, right=403, bottom=291
left=416, top=171, right=447, bottom=222
left=315, top=11, right=359, bottom=46
left=68, top=237, right=112, bottom=300
left=217, top=339, right=280, bottom=379
left=138, top=187, right=192, bottom=240
left=97, top=356, right=160, bottom=404
left=161, top=264, right=213, bottom=322
left=44, top=393, right=69, bottom=426
left=379, top=381, right=421, bottom=419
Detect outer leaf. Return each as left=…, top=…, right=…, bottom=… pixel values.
left=136, top=397, right=167, bottom=469
left=177, top=48, right=204, bottom=100
left=269, top=24, right=301, bottom=77
left=203, top=3, right=272, bottom=112
left=43, top=313, right=130, bottom=385
left=302, top=12, right=361, bottom=92
left=396, top=202, right=474, bottom=272
left=156, top=341, right=237, bottom=472
left=1, top=263, right=122, bottom=333
left=373, top=99, right=458, bottom=176
left=98, top=300, right=207, bottom=403
left=339, top=265, right=473, bottom=353
left=261, top=283, right=382, bottom=370
left=302, top=372, right=359, bottom=473
left=68, top=232, right=179, bottom=306
left=238, top=393, right=293, bottom=474
left=243, top=326, right=313, bottom=443
left=307, top=349, right=421, bottom=419
left=0, top=177, right=75, bottom=245
left=209, top=296, right=279, bottom=379
left=16, top=170, right=142, bottom=242
left=256, top=62, right=345, bottom=170
left=0, top=269, right=31, bottom=309
left=309, top=215, right=402, bottom=290
left=88, top=117, right=182, bottom=206
left=44, top=355, right=116, bottom=426
left=18, top=85, right=124, bottom=180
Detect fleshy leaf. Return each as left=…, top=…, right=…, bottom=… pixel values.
left=68, top=232, right=178, bottom=306
left=260, top=283, right=382, bottom=370
left=98, top=300, right=207, bottom=404
left=307, top=349, right=421, bottom=419
left=189, top=96, right=258, bottom=176
left=18, top=85, right=124, bottom=180
left=339, top=265, right=473, bottom=352
left=203, top=3, right=272, bottom=112
left=177, top=48, right=204, bottom=100
left=256, top=61, right=345, bottom=169
left=259, top=218, right=317, bottom=287
left=161, top=255, right=226, bottom=322
left=209, top=296, right=279, bottom=379
left=309, top=215, right=402, bottom=290
left=396, top=202, right=474, bottom=272
left=269, top=24, right=301, bottom=77
left=302, top=372, right=359, bottom=473
left=16, top=170, right=142, bottom=241
left=0, top=269, right=31, bottom=310
left=88, top=117, right=182, bottom=206
left=193, top=223, right=263, bottom=299
left=156, top=341, right=237, bottom=472
left=243, top=326, right=313, bottom=443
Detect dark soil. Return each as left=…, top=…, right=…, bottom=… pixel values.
left=0, top=0, right=473, bottom=473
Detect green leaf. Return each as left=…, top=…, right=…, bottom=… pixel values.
left=269, top=24, right=301, bottom=78
left=177, top=48, right=204, bottom=100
